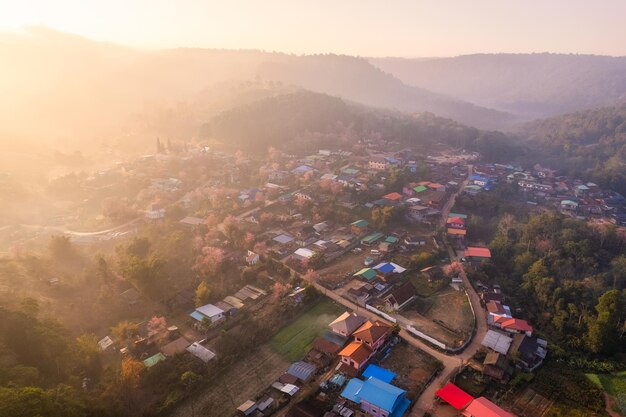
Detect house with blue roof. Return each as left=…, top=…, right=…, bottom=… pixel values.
left=341, top=375, right=410, bottom=417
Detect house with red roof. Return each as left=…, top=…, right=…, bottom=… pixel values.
left=436, top=382, right=474, bottom=410
left=465, top=247, right=492, bottom=260
left=382, top=192, right=403, bottom=202
left=493, top=317, right=533, bottom=336
left=461, top=397, right=516, bottom=417
left=447, top=217, right=465, bottom=229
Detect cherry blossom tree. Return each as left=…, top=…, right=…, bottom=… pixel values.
left=272, top=282, right=292, bottom=301
left=147, top=316, right=167, bottom=336
left=193, top=246, right=225, bottom=277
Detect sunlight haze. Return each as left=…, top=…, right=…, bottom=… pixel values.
left=1, top=0, right=626, bottom=56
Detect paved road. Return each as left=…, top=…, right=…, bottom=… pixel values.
left=308, top=164, right=487, bottom=417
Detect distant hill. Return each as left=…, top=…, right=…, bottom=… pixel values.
left=516, top=104, right=626, bottom=194
left=371, top=54, right=626, bottom=119
left=0, top=28, right=512, bottom=152
left=257, top=54, right=514, bottom=129
left=203, top=90, right=522, bottom=161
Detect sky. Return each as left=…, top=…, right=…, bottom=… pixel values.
left=1, top=0, right=625, bottom=57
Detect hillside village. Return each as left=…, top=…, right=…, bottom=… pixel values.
left=2, top=136, right=625, bottom=417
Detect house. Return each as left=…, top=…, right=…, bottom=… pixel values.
left=436, top=382, right=474, bottom=411
left=482, top=352, right=514, bottom=382
left=160, top=336, right=191, bottom=357
left=339, top=341, right=374, bottom=370
left=237, top=400, right=258, bottom=416
left=508, top=334, right=547, bottom=371
left=143, top=353, right=166, bottom=368
left=481, top=330, right=513, bottom=355
left=448, top=228, right=467, bottom=238
left=369, top=157, right=389, bottom=171
left=351, top=219, right=370, bottom=234
left=274, top=233, right=295, bottom=245
left=560, top=199, right=578, bottom=212
left=186, top=341, right=216, bottom=363
left=486, top=301, right=512, bottom=325
left=493, top=317, right=533, bottom=336
left=145, top=203, right=166, bottom=219
left=352, top=320, right=393, bottom=351
left=384, top=282, right=416, bottom=311
left=179, top=216, right=207, bottom=227
left=373, top=262, right=406, bottom=278
left=340, top=376, right=410, bottom=417
left=245, top=250, right=260, bottom=265
left=461, top=397, right=516, bottom=417
left=354, top=268, right=379, bottom=281
left=361, top=232, right=385, bottom=246
left=190, top=304, right=225, bottom=323
left=404, top=235, right=426, bottom=246
left=465, top=247, right=492, bottom=260
left=383, top=192, right=403, bottom=202
left=329, top=312, right=367, bottom=337
left=408, top=205, right=430, bottom=221
left=447, top=217, right=465, bottom=229
left=287, top=361, right=317, bottom=383
left=294, top=247, right=315, bottom=261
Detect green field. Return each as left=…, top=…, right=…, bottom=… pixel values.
left=270, top=300, right=344, bottom=361
left=586, top=371, right=626, bottom=414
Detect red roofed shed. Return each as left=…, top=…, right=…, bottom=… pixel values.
left=383, top=192, right=403, bottom=201
left=465, top=247, right=492, bottom=258
left=436, top=382, right=474, bottom=410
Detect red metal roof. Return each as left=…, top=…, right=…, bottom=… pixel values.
left=462, top=397, right=516, bottom=417
left=383, top=192, right=403, bottom=201
left=436, top=382, right=474, bottom=410
left=465, top=247, right=492, bottom=258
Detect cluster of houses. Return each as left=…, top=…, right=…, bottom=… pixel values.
left=237, top=311, right=411, bottom=417
left=467, top=162, right=626, bottom=225
left=478, top=285, right=547, bottom=379
left=190, top=284, right=267, bottom=327
left=97, top=323, right=216, bottom=370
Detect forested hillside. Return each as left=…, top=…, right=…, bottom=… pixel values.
left=372, top=53, right=626, bottom=118
left=202, top=90, right=523, bottom=160
left=517, top=105, right=626, bottom=194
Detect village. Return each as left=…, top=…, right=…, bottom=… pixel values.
left=11, top=136, right=626, bottom=417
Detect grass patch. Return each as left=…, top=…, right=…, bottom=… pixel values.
left=270, top=300, right=344, bottom=361
left=586, top=372, right=626, bottom=415
left=410, top=274, right=448, bottom=297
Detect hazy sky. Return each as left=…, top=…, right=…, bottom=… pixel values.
left=1, top=0, right=625, bottom=57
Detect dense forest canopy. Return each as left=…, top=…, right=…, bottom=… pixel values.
left=517, top=104, right=626, bottom=194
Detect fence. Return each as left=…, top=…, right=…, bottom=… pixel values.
left=365, top=304, right=397, bottom=323
left=405, top=325, right=447, bottom=350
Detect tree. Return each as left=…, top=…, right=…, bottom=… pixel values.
left=147, top=316, right=167, bottom=336
left=48, top=235, right=75, bottom=261
left=194, top=281, right=211, bottom=307
left=111, top=321, right=139, bottom=345
left=0, top=385, right=86, bottom=417
left=272, top=282, right=292, bottom=301
left=193, top=246, right=225, bottom=278
left=585, top=289, right=624, bottom=354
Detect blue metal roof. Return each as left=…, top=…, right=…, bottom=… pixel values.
left=358, top=377, right=406, bottom=412
left=389, top=397, right=410, bottom=417
left=340, top=378, right=363, bottom=403
left=190, top=310, right=207, bottom=322
left=377, top=263, right=395, bottom=274
left=362, top=365, right=396, bottom=383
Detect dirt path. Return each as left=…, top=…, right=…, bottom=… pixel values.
left=604, top=393, right=624, bottom=417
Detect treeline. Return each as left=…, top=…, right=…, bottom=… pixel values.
left=474, top=212, right=626, bottom=359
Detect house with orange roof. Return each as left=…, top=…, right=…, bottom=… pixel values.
left=353, top=320, right=393, bottom=351
left=447, top=217, right=465, bottom=229
left=338, top=341, right=374, bottom=371
left=383, top=192, right=403, bottom=201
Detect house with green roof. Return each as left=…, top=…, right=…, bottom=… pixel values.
left=354, top=268, right=378, bottom=281
left=413, top=185, right=428, bottom=193
left=361, top=232, right=385, bottom=246
left=351, top=219, right=369, bottom=235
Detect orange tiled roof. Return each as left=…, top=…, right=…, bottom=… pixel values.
left=353, top=320, right=393, bottom=345
left=338, top=341, right=372, bottom=364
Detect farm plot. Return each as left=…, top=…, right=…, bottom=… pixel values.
left=586, top=371, right=626, bottom=415
left=169, top=344, right=290, bottom=417
left=512, top=388, right=553, bottom=417
left=270, top=300, right=344, bottom=361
